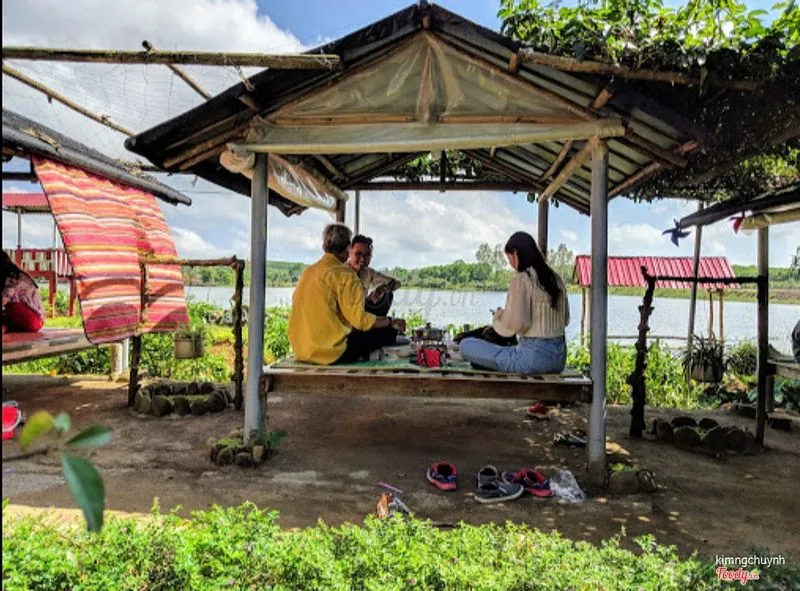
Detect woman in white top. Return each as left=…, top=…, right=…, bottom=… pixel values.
left=460, top=231, right=570, bottom=374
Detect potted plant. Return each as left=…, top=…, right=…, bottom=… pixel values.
left=683, top=336, right=725, bottom=383
left=174, top=324, right=205, bottom=359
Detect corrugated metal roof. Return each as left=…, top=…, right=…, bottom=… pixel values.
left=2, top=109, right=191, bottom=207
left=2, top=192, right=50, bottom=213
left=573, top=255, right=737, bottom=289
left=124, top=2, right=711, bottom=216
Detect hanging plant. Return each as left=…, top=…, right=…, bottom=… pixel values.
left=683, top=336, right=725, bottom=383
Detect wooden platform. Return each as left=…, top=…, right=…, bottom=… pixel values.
left=262, top=363, right=592, bottom=402
left=2, top=329, right=95, bottom=364
left=767, top=357, right=800, bottom=381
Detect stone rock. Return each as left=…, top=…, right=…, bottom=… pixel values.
left=769, top=418, right=792, bottom=432
left=216, top=387, right=233, bottom=404
left=207, top=392, right=227, bottom=413
left=154, top=383, right=172, bottom=397
left=609, top=471, right=640, bottom=495
left=235, top=452, right=253, bottom=468
left=698, top=418, right=719, bottom=431
left=656, top=420, right=674, bottom=443
left=252, top=445, right=266, bottom=463
left=173, top=396, right=191, bottom=416
left=190, top=400, right=209, bottom=416
left=187, top=381, right=200, bottom=396
left=724, top=426, right=747, bottom=452
left=216, top=447, right=235, bottom=465
left=209, top=441, right=224, bottom=462
left=673, top=426, right=701, bottom=448
left=172, top=383, right=188, bottom=397
left=737, top=404, right=757, bottom=419
left=637, top=469, right=658, bottom=493
left=701, top=426, right=727, bottom=453
left=134, top=392, right=152, bottom=415
left=199, top=381, right=215, bottom=395
left=151, top=395, right=173, bottom=417
left=671, top=416, right=697, bottom=428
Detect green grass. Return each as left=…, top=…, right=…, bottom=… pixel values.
left=7, top=502, right=792, bottom=591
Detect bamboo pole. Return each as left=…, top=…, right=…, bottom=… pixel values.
left=580, top=287, right=587, bottom=344
left=516, top=49, right=759, bottom=91
left=349, top=181, right=541, bottom=191
left=3, top=46, right=340, bottom=69
left=162, top=126, right=247, bottom=168
left=313, top=155, right=349, bottom=181
left=141, top=255, right=237, bottom=267
left=591, top=88, right=614, bottom=109
left=2, top=62, right=134, bottom=136
left=437, top=114, right=584, bottom=125
left=537, top=198, right=549, bottom=258
left=708, top=290, right=714, bottom=339
left=718, top=289, right=724, bottom=344
left=354, top=190, right=361, bottom=235
left=541, top=140, right=573, bottom=180
left=142, top=41, right=211, bottom=99
left=539, top=140, right=594, bottom=202
left=687, top=203, right=704, bottom=348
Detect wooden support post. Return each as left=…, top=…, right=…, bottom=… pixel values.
left=686, top=204, right=704, bottom=348
left=233, top=259, right=245, bottom=410
left=245, top=153, right=269, bottom=446
left=17, top=211, right=22, bottom=250
left=718, top=289, right=724, bottom=345
left=537, top=198, right=549, bottom=259
left=354, top=190, right=361, bottom=235
left=48, top=275, right=56, bottom=318
left=628, top=269, right=656, bottom=438
left=756, top=228, right=769, bottom=445
left=127, top=335, right=142, bottom=407
left=68, top=278, right=77, bottom=316
left=708, top=290, right=714, bottom=339
left=588, top=139, right=609, bottom=485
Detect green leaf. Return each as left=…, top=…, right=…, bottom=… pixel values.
left=66, top=425, right=112, bottom=449
left=61, top=453, right=105, bottom=532
left=20, top=411, right=54, bottom=450
left=52, top=412, right=71, bottom=434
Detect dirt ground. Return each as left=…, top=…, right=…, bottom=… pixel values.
left=3, top=374, right=800, bottom=562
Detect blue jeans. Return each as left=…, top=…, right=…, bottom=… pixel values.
left=460, top=336, right=567, bottom=374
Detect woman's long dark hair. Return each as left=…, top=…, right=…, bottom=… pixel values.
left=1, top=250, right=21, bottom=289
left=505, top=231, right=561, bottom=308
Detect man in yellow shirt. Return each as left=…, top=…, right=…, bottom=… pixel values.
left=289, top=224, right=406, bottom=365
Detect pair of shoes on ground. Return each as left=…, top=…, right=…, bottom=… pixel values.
left=527, top=402, right=550, bottom=420
left=476, top=465, right=552, bottom=503
left=553, top=431, right=587, bottom=447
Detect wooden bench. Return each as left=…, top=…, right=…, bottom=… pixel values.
left=262, top=362, right=592, bottom=403
left=2, top=329, right=96, bottom=364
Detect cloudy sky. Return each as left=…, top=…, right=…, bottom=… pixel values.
left=2, top=0, right=796, bottom=269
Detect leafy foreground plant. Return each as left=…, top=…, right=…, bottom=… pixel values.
left=4, top=503, right=780, bottom=591
left=7, top=411, right=110, bottom=531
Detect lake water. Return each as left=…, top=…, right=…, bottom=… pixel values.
left=185, top=286, right=799, bottom=351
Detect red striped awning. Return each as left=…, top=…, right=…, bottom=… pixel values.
left=573, top=256, right=737, bottom=289
left=2, top=192, right=50, bottom=213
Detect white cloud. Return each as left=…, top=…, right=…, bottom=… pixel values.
left=560, top=229, right=579, bottom=243
left=170, top=226, right=226, bottom=259
left=608, top=223, right=666, bottom=254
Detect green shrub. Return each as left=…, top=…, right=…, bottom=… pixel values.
left=726, top=340, right=757, bottom=376
left=3, top=503, right=762, bottom=590
left=568, top=340, right=703, bottom=408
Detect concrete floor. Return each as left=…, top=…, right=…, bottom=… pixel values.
left=2, top=374, right=799, bottom=561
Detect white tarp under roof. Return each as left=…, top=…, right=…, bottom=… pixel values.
left=739, top=203, right=800, bottom=231
left=220, top=148, right=341, bottom=212
left=235, top=32, right=625, bottom=156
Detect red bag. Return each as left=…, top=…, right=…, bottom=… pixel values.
left=417, top=347, right=444, bottom=368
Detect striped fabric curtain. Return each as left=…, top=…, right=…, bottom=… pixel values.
left=34, top=157, right=189, bottom=344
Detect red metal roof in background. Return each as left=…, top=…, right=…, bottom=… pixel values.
left=2, top=192, right=50, bottom=213
left=573, top=256, right=738, bottom=289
